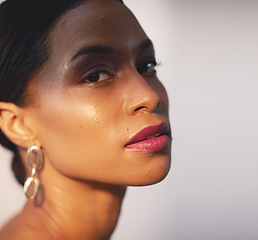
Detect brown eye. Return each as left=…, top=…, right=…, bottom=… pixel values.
left=137, top=60, right=157, bottom=74
left=83, top=71, right=112, bottom=83
left=87, top=72, right=100, bottom=82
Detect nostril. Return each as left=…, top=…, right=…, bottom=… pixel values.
left=135, top=106, right=145, bottom=112
left=133, top=97, right=160, bottom=113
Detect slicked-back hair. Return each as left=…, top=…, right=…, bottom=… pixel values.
left=0, top=0, right=123, bottom=185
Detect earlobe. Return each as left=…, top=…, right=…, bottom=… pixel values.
left=0, top=102, right=35, bottom=148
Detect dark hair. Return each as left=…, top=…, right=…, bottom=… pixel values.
left=0, top=0, right=123, bottom=185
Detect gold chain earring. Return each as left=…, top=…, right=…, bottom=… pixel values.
left=24, top=146, right=42, bottom=199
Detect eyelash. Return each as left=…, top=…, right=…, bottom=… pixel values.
left=137, top=58, right=158, bottom=75
left=81, top=67, right=114, bottom=86
left=80, top=58, right=158, bottom=86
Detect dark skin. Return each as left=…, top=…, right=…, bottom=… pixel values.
left=0, top=0, right=171, bottom=239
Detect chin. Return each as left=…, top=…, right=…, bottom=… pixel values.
left=129, top=154, right=171, bottom=187
left=143, top=164, right=171, bottom=186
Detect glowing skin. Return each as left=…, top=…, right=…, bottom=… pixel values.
left=25, top=0, right=171, bottom=186
left=0, top=0, right=171, bottom=239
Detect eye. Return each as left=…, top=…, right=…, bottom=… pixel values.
left=85, top=71, right=111, bottom=83
left=81, top=68, right=114, bottom=85
left=137, top=59, right=157, bottom=74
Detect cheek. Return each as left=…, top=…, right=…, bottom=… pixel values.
left=30, top=97, right=120, bottom=179
left=27, top=81, right=171, bottom=186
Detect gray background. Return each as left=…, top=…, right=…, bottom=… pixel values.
left=0, top=0, right=258, bottom=239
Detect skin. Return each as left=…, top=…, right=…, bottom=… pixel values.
left=0, top=0, right=171, bottom=239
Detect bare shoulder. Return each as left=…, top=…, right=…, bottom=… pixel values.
left=0, top=215, right=52, bottom=240
left=0, top=215, right=21, bottom=240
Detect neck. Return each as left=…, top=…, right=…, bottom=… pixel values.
left=21, top=166, right=126, bottom=240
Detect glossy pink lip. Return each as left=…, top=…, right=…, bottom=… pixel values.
left=125, top=122, right=170, bottom=152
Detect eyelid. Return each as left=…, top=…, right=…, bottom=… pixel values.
left=79, top=65, right=114, bottom=86
left=137, top=57, right=158, bottom=74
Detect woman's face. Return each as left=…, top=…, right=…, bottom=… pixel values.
left=25, top=0, right=171, bottom=186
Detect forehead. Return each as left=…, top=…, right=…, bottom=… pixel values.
left=46, top=0, right=148, bottom=62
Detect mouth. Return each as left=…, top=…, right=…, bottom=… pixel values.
left=125, top=122, right=171, bottom=152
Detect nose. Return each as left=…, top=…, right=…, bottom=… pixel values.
left=123, top=70, right=160, bottom=116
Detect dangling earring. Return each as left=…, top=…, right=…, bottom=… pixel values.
left=24, top=146, right=42, bottom=199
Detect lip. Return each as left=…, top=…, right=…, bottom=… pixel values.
left=125, top=122, right=171, bottom=152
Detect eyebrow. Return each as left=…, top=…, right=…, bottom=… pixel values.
left=138, top=39, right=153, bottom=51
left=69, top=45, right=115, bottom=63
left=68, top=38, right=153, bottom=63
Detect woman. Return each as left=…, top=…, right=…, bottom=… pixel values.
left=0, top=0, right=171, bottom=239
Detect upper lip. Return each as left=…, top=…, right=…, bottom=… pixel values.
left=125, top=122, right=170, bottom=146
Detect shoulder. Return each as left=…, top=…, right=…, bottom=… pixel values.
left=0, top=215, right=20, bottom=240
left=0, top=215, right=53, bottom=240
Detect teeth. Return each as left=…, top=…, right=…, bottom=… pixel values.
left=146, top=134, right=160, bottom=140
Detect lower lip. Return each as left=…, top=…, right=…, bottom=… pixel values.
left=125, top=135, right=170, bottom=152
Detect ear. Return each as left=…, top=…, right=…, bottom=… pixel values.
left=0, top=102, right=35, bottom=148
